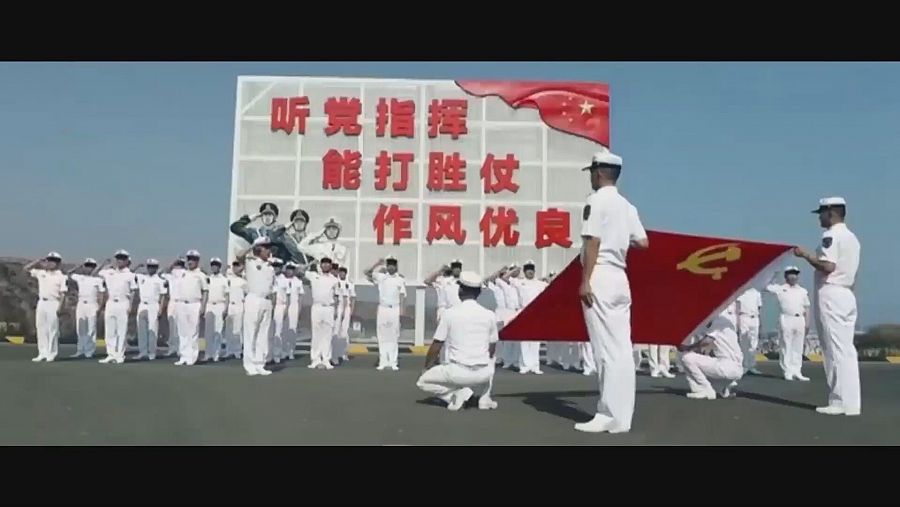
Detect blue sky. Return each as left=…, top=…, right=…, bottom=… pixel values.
left=0, top=62, right=896, bottom=325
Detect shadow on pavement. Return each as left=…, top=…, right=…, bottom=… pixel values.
left=639, top=386, right=816, bottom=411
left=496, top=390, right=595, bottom=422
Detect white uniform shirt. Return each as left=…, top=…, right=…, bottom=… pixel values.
left=580, top=187, right=647, bottom=269
left=70, top=273, right=104, bottom=303
left=515, top=277, right=549, bottom=308
left=434, top=275, right=461, bottom=308
left=487, top=281, right=507, bottom=310
left=135, top=273, right=167, bottom=304
left=497, top=278, right=521, bottom=310
left=207, top=273, right=229, bottom=303
left=100, top=268, right=137, bottom=300
left=434, top=299, right=499, bottom=367
left=372, top=271, right=407, bottom=307
left=434, top=276, right=449, bottom=309
left=162, top=267, right=185, bottom=301
left=283, top=276, right=305, bottom=306
left=736, top=288, right=762, bottom=317
left=179, top=268, right=209, bottom=302
left=304, top=270, right=340, bottom=306
left=816, top=222, right=861, bottom=288
left=244, top=257, right=275, bottom=298
left=227, top=275, right=247, bottom=303
left=274, top=274, right=290, bottom=306
left=338, top=279, right=356, bottom=301
left=31, top=269, right=68, bottom=301
left=707, top=302, right=742, bottom=364
left=765, top=283, right=810, bottom=316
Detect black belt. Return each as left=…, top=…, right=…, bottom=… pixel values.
left=380, top=304, right=398, bottom=308
left=40, top=298, right=59, bottom=302
left=139, top=301, right=158, bottom=305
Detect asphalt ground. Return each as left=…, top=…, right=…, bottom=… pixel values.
left=1, top=343, right=898, bottom=445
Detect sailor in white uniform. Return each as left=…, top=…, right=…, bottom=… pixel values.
left=133, top=259, right=167, bottom=360
left=224, top=261, right=247, bottom=360
left=365, top=256, right=407, bottom=371
left=281, top=262, right=305, bottom=361
left=203, top=257, right=229, bottom=362
left=416, top=271, right=499, bottom=411
left=237, top=237, right=277, bottom=376
left=333, top=265, right=355, bottom=364
left=680, top=302, right=743, bottom=399
left=765, top=266, right=811, bottom=381
left=575, top=148, right=649, bottom=434
left=161, top=258, right=186, bottom=358
left=175, top=250, right=209, bottom=366
left=736, top=287, right=764, bottom=375
left=513, top=260, right=548, bottom=375
left=298, top=216, right=350, bottom=269
left=302, top=257, right=341, bottom=370
left=25, top=252, right=68, bottom=362
left=98, top=250, right=137, bottom=364
left=67, top=257, right=104, bottom=359
left=794, top=196, right=862, bottom=416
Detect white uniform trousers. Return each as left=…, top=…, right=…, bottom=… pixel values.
left=779, top=314, right=806, bottom=378
left=583, top=266, right=635, bottom=432
left=682, top=352, right=743, bottom=395
left=284, top=303, right=300, bottom=359
left=647, top=345, right=673, bottom=374
left=270, top=303, right=287, bottom=361
left=739, top=316, right=761, bottom=372
left=436, top=307, right=448, bottom=364
left=417, top=362, right=495, bottom=406
left=816, top=284, right=861, bottom=414
left=224, top=301, right=244, bottom=358
left=376, top=305, right=401, bottom=368
left=136, top=302, right=160, bottom=358
left=75, top=300, right=99, bottom=357
left=176, top=301, right=202, bottom=365
left=166, top=303, right=180, bottom=356
left=242, top=294, right=272, bottom=374
left=332, top=301, right=351, bottom=361
left=562, top=343, right=581, bottom=369
left=35, top=299, right=61, bottom=360
left=545, top=342, right=562, bottom=366
left=519, top=341, right=542, bottom=373
left=203, top=302, right=226, bottom=361
left=104, top=299, right=130, bottom=362
left=581, top=341, right=597, bottom=374
left=495, top=308, right=520, bottom=368
left=310, top=304, right=335, bottom=366
left=633, top=344, right=647, bottom=371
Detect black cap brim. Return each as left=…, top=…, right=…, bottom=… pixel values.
left=582, top=162, right=621, bottom=172
left=46, top=256, right=61, bottom=262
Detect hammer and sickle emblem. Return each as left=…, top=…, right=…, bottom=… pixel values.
left=676, top=243, right=742, bottom=280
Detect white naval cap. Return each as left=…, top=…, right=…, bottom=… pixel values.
left=385, top=255, right=398, bottom=264
left=785, top=265, right=801, bottom=274
left=252, top=236, right=273, bottom=247
left=523, top=259, right=536, bottom=267
left=45, top=251, right=62, bottom=260
left=284, top=261, right=298, bottom=269
left=114, top=249, right=130, bottom=258
left=210, top=257, right=223, bottom=265
left=457, top=271, right=483, bottom=288
left=582, top=146, right=623, bottom=171
left=270, top=257, right=285, bottom=266
left=83, top=257, right=97, bottom=265
left=185, top=249, right=201, bottom=258
left=146, top=258, right=160, bottom=266
left=812, top=196, right=847, bottom=213
left=507, top=262, right=519, bottom=269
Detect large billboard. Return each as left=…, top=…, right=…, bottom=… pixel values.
left=228, top=76, right=610, bottom=285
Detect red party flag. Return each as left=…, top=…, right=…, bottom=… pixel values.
left=500, top=230, right=793, bottom=346
left=456, top=80, right=610, bottom=147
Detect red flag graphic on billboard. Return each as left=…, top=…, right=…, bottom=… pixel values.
left=499, top=230, right=793, bottom=346
left=456, top=80, right=610, bottom=147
